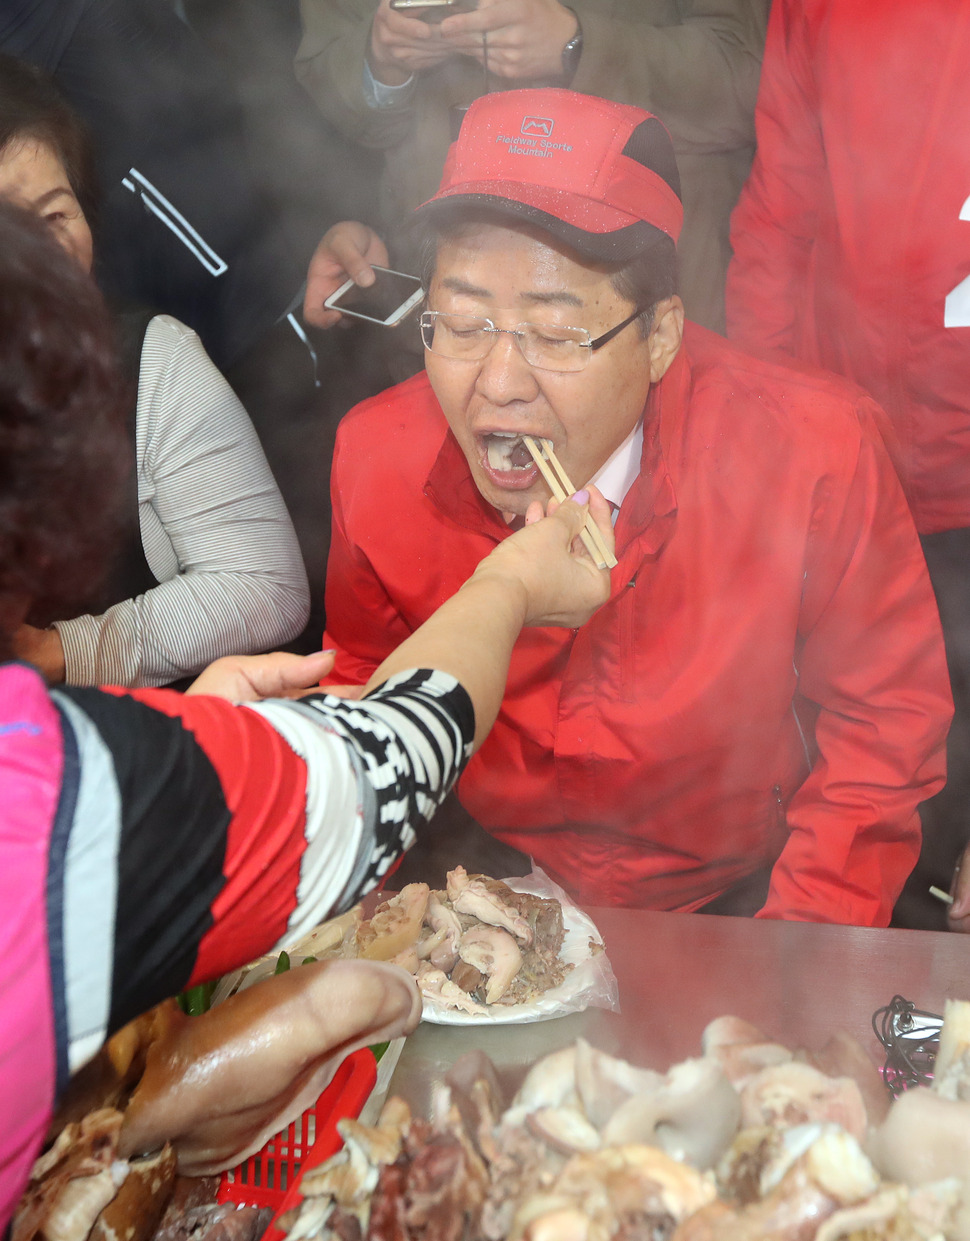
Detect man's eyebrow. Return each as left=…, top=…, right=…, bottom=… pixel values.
left=438, top=276, right=585, bottom=308
left=439, top=276, right=493, bottom=297
left=521, top=289, right=585, bottom=309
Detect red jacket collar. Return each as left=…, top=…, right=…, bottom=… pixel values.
left=424, top=429, right=511, bottom=542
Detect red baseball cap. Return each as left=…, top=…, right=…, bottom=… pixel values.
left=414, top=88, right=683, bottom=262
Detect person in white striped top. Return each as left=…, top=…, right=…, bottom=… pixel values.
left=0, top=53, right=310, bottom=688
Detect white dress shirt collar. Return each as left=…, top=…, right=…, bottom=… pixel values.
left=588, top=419, right=643, bottom=515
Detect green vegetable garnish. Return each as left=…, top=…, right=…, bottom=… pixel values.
left=177, top=981, right=215, bottom=1016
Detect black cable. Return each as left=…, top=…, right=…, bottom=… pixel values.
left=871, top=994, right=943, bottom=1098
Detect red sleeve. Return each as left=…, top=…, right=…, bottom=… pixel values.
left=113, top=687, right=310, bottom=981
left=726, top=0, right=824, bottom=353
left=758, top=400, right=952, bottom=924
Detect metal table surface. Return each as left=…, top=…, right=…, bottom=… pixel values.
left=386, top=908, right=970, bottom=1115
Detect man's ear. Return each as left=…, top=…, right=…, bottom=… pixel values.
left=646, top=296, right=685, bottom=383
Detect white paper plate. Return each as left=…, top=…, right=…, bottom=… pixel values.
left=420, top=878, right=616, bottom=1025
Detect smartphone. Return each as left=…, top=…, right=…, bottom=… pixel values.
left=389, top=0, right=477, bottom=21
left=323, top=266, right=424, bottom=327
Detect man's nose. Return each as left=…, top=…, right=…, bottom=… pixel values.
left=474, top=330, right=540, bottom=405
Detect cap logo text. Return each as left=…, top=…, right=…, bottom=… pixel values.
left=496, top=129, right=573, bottom=158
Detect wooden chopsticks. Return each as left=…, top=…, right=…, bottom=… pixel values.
left=522, top=436, right=618, bottom=570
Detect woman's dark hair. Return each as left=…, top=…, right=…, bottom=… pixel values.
left=0, top=201, right=127, bottom=658
left=0, top=52, right=99, bottom=224
left=410, top=208, right=678, bottom=338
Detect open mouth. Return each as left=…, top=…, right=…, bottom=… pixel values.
left=483, top=432, right=538, bottom=473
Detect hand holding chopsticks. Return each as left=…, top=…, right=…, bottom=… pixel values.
left=522, top=436, right=618, bottom=570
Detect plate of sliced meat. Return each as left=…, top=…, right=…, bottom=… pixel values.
left=352, top=867, right=619, bottom=1024
left=421, top=886, right=614, bottom=1024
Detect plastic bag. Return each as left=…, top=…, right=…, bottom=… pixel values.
left=421, top=867, right=620, bottom=1024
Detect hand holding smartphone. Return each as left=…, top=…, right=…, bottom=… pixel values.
left=389, top=0, right=477, bottom=22
left=323, top=266, right=424, bottom=327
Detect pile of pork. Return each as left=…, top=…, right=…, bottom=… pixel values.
left=343, top=867, right=578, bottom=1015
left=12, top=958, right=422, bottom=1241
left=10, top=1002, right=272, bottom=1241
left=281, top=1000, right=970, bottom=1241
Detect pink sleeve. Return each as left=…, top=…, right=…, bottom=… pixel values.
left=0, top=665, right=64, bottom=1229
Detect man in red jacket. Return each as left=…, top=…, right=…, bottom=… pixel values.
left=323, top=87, right=952, bottom=924
left=726, top=0, right=970, bottom=930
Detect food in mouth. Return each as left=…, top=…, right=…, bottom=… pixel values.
left=482, top=432, right=540, bottom=475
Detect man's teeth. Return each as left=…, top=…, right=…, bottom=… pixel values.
left=485, top=433, right=535, bottom=472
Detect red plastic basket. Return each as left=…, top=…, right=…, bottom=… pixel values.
left=217, top=1047, right=377, bottom=1241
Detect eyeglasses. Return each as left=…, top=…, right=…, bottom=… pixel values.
left=419, top=307, right=645, bottom=373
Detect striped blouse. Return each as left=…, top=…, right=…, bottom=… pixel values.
left=54, top=315, right=310, bottom=687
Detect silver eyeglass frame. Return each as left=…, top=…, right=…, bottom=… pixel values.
left=419, top=307, right=645, bottom=372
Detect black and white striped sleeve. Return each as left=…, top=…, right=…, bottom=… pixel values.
left=46, top=669, right=473, bottom=1080
left=246, top=669, right=475, bottom=935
